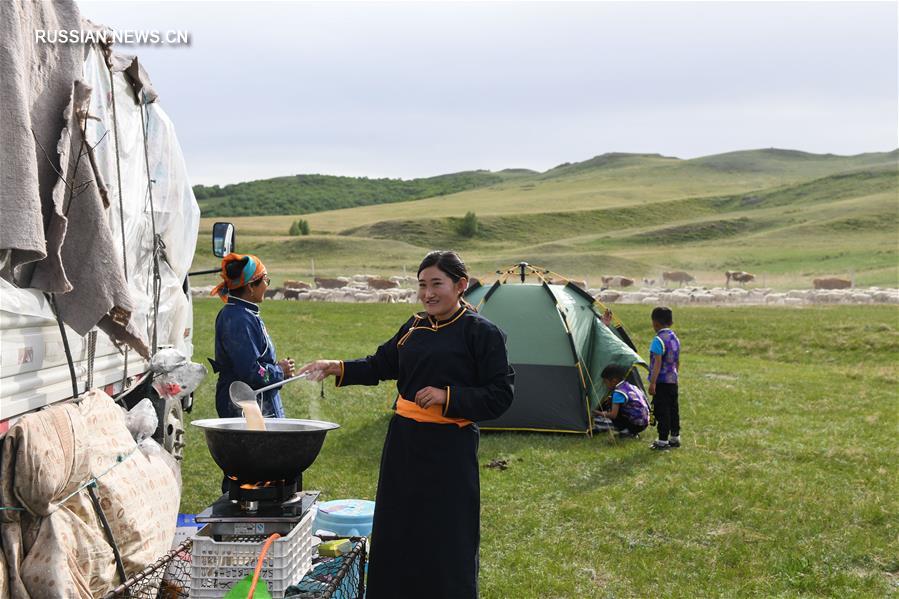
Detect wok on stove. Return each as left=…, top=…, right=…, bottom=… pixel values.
left=191, top=418, right=339, bottom=482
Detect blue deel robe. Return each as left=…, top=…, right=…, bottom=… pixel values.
left=210, top=296, right=285, bottom=418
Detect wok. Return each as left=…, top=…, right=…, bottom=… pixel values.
left=191, top=418, right=339, bottom=482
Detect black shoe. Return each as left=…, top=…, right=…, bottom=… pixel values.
left=668, top=438, right=681, bottom=448
left=615, top=429, right=638, bottom=438
left=649, top=440, right=670, bottom=451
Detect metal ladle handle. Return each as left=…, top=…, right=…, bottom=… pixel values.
left=230, top=372, right=315, bottom=412
left=254, top=371, right=311, bottom=395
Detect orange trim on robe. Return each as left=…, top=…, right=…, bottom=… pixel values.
left=395, top=396, right=472, bottom=428
left=442, top=386, right=451, bottom=416
left=336, top=360, right=345, bottom=387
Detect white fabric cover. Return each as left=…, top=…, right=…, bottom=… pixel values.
left=1, top=390, right=180, bottom=598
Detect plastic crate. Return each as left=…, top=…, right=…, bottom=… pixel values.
left=190, top=509, right=314, bottom=598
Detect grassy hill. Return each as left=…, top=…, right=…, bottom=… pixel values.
left=190, top=148, right=898, bottom=289
left=686, top=147, right=899, bottom=175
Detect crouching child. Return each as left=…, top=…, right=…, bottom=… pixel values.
left=593, top=364, right=650, bottom=437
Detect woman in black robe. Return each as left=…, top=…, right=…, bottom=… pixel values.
left=300, top=251, right=514, bottom=598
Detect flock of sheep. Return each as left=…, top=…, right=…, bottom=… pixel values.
left=598, top=271, right=854, bottom=291
left=192, top=271, right=895, bottom=305
left=579, top=271, right=891, bottom=305
left=266, top=275, right=418, bottom=303
left=592, top=285, right=898, bottom=306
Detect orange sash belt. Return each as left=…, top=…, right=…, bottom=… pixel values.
left=395, top=396, right=472, bottom=428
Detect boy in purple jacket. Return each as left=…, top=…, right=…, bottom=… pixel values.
left=648, top=306, right=681, bottom=450
left=593, top=364, right=650, bottom=437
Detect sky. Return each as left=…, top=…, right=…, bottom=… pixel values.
left=80, top=1, right=898, bottom=185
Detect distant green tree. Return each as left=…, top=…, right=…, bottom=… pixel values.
left=457, top=211, right=478, bottom=237
left=195, top=171, right=504, bottom=217
left=288, top=220, right=301, bottom=236
left=299, top=219, right=310, bottom=235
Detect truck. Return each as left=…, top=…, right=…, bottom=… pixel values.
left=0, top=6, right=234, bottom=458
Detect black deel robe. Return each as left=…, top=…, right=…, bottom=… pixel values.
left=337, top=306, right=514, bottom=598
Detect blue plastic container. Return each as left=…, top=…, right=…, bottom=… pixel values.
left=314, top=499, right=375, bottom=537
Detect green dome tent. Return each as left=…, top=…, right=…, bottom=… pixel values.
left=464, top=265, right=647, bottom=435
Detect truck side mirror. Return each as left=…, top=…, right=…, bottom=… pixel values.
left=212, top=222, right=235, bottom=257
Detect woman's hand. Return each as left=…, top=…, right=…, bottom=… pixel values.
left=278, top=358, right=296, bottom=378
left=414, top=386, right=447, bottom=409
left=297, top=360, right=342, bottom=382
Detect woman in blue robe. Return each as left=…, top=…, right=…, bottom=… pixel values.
left=208, top=253, right=295, bottom=419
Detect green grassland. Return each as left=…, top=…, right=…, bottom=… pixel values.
left=190, top=149, right=898, bottom=289
left=181, top=300, right=899, bottom=597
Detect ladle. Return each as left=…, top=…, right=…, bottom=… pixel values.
left=229, top=372, right=313, bottom=411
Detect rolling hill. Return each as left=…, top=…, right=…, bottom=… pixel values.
left=190, top=148, right=898, bottom=289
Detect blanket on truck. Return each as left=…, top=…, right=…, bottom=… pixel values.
left=0, top=390, right=179, bottom=598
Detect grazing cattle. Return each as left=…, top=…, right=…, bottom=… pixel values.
left=598, top=290, right=621, bottom=303
left=725, top=271, right=756, bottom=288
left=601, top=275, right=635, bottom=288
left=662, top=271, right=695, bottom=287
left=813, top=277, right=851, bottom=290
left=283, top=280, right=311, bottom=290
left=314, top=277, right=349, bottom=289
left=642, top=278, right=656, bottom=287
left=368, top=277, right=400, bottom=290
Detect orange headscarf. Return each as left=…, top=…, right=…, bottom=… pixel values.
left=211, top=253, right=267, bottom=302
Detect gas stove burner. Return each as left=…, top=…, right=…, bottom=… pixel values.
left=196, top=490, right=320, bottom=537
left=227, top=477, right=299, bottom=505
